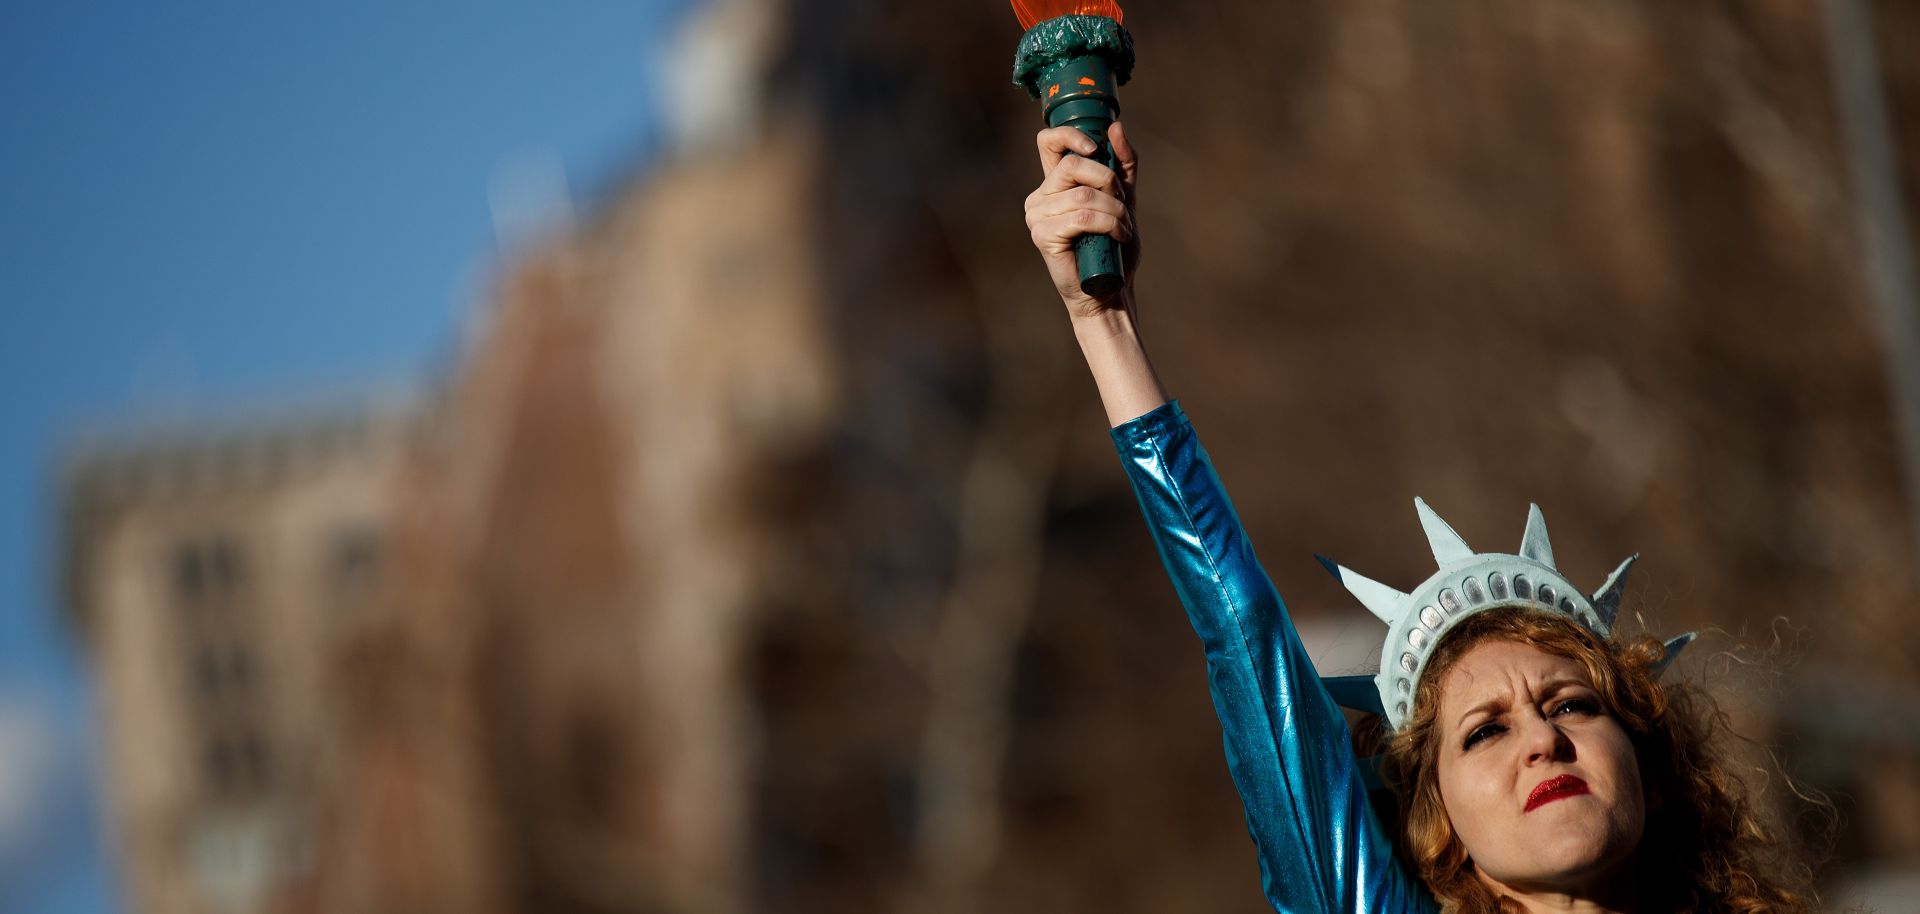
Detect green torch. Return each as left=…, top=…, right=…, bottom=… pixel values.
left=1010, top=2, right=1135, bottom=298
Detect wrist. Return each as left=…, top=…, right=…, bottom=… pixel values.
left=1064, top=291, right=1138, bottom=335
left=1069, top=309, right=1138, bottom=348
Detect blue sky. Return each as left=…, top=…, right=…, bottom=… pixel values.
left=0, top=3, right=691, bottom=909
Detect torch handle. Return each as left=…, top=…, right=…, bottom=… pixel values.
left=1065, top=125, right=1125, bottom=298
left=1041, top=54, right=1126, bottom=298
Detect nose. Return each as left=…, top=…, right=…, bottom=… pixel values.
left=1519, top=711, right=1572, bottom=765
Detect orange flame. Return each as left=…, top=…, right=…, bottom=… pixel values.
left=1011, top=0, right=1124, bottom=31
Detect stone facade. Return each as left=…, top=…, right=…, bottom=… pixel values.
left=63, top=402, right=416, bottom=914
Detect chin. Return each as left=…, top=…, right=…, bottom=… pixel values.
left=1496, top=819, right=1637, bottom=889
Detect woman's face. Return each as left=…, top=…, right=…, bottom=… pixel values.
left=1432, top=638, right=1645, bottom=898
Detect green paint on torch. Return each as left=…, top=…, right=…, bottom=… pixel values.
left=1012, top=15, right=1136, bottom=298
left=1011, top=15, right=1135, bottom=97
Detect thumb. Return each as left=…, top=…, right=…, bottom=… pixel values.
left=1108, top=120, right=1138, bottom=199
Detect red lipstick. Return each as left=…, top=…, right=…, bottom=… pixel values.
left=1525, top=774, right=1589, bottom=812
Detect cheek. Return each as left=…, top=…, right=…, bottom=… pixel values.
left=1563, top=721, right=1648, bottom=850
left=1434, top=753, right=1510, bottom=851
left=1578, top=719, right=1637, bottom=782
left=1595, top=728, right=1646, bottom=817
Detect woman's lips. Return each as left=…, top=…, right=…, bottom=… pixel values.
left=1525, top=774, right=1590, bottom=812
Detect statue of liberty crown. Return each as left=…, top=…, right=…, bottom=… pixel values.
left=1316, top=498, right=1695, bottom=731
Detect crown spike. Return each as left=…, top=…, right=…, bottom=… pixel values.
left=1519, top=503, right=1556, bottom=569
left=1315, top=554, right=1407, bottom=625
left=1651, top=632, right=1696, bottom=676
left=1589, top=554, right=1639, bottom=627
left=1414, top=497, right=1475, bottom=566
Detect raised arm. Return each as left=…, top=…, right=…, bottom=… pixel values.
left=1022, top=122, right=1167, bottom=426
left=1025, top=124, right=1431, bottom=914
left=1110, top=403, right=1429, bottom=914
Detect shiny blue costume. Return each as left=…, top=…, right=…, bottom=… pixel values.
left=1112, top=401, right=1435, bottom=914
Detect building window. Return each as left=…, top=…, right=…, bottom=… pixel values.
left=174, top=543, right=206, bottom=603
left=173, top=535, right=246, bottom=610
left=192, top=645, right=254, bottom=698
left=206, top=737, right=237, bottom=793
left=238, top=732, right=269, bottom=788
left=328, top=525, right=383, bottom=608
left=208, top=539, right=241, bottom=596
left=194, top=648, right=223, bottom=696
left=204, top=728, right=271, bottom=795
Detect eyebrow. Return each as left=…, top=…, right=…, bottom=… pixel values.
left=1452, top=677, right=1593, bottom=731
left=1455, top=697, right=1506, bottom=731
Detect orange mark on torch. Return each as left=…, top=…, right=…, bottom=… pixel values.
left=1078, top=77, right=1097, bottom=86
left=1048, top=84, right=1060, bottom=98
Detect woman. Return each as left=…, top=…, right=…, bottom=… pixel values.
left=1022, top=122, right=1821, bottom=914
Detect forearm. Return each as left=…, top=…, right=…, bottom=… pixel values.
left=1069, top=297, right=1170, bottom=427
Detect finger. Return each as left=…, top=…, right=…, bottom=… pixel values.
left=1027, top=184, right=1128, bottom=225
left=1030, top=208, right=1132, bottom=249
left=1035, top=125, right=1098, bottom=175
left=1037, top=153, right=1122, bottom=199
left=1108, top=120, right=1138, bottom=201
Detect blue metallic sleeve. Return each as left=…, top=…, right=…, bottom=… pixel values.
left=1110, top=401, right=1432, bottom=914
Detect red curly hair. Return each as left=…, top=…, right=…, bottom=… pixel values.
left=1372, top=607, right=1822, bottom=914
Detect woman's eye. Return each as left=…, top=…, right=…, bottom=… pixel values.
left=1552, top=698, right=1600, bottom=717
left=1463, top=723, right=1504, bottom=749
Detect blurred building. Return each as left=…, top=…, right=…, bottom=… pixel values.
left=289, top=0, right=841, bottom=910
left=61, top=401, right=417, bottom=914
